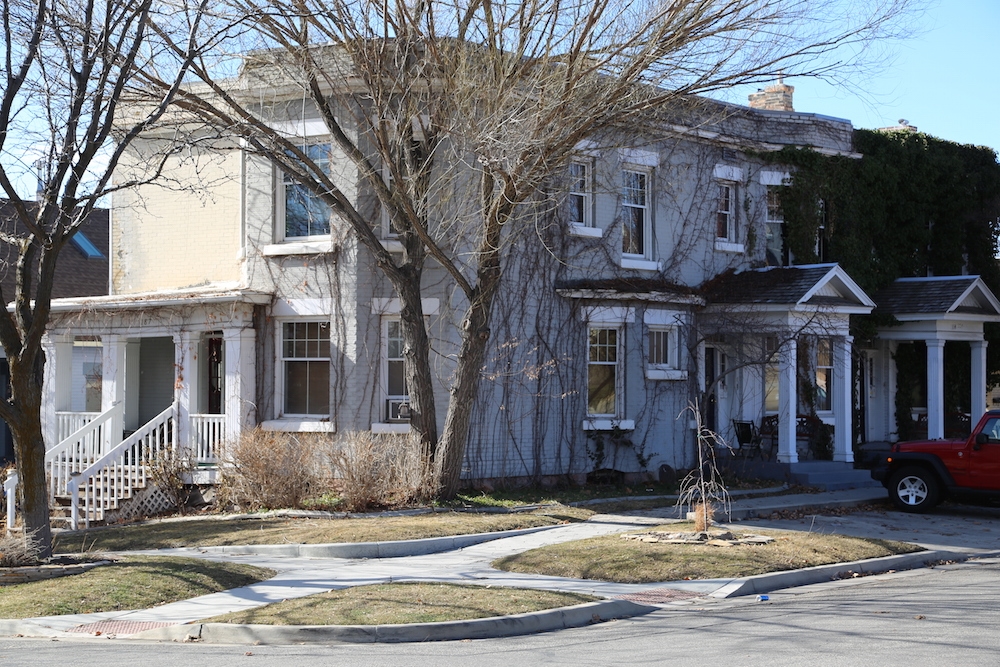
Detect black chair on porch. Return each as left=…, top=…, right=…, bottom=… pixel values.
left=732, top=420, right=763, bottom=460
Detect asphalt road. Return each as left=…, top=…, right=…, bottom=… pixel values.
left=3, top=555, right=999, bottom=666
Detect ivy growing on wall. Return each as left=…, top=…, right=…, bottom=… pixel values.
left=761, top=129, right=1000, bottom=419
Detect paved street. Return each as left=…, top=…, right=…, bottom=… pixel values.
left=2, top=556, right=999, bottom=666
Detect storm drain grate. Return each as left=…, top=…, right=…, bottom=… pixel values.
left=68, top=620, right=175, bottom=635
left=615, top=588, right=703, bottom=604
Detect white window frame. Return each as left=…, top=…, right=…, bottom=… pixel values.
left=275, top=319, right=331, bottom=419
left=381, top=317, right=410, bottom=423
left=568, top=160, right=593, bottom=229
left=716, top=182, right=736, bottom=242
left=278, top=141, right=334, bottom=243
left=644, top=309, right=686, bottom=381
left=621, top=167, right=652, bottom=260
left=587, top=325, right=622, bottom=419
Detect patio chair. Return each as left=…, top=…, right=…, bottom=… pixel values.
left=732, top=420, right=762, bottom=459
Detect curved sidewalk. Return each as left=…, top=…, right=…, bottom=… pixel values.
left=1, top=487, right=980, bottom=645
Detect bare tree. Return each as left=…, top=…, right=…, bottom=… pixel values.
left=0, top=0, right=208, bottom=554
left=154, top=0, right=914, bottom=497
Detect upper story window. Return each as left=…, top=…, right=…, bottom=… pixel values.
left=765, top=185, right=787, bottom=266
left=716, top=182, right=735, bottom=242
left=568, top=161, right=592, bottom=228
left=282, top=143, right=333, bottom=240
left=622, top=169, right=650, bottom=257
left=280, top=321, right=330, bottom=416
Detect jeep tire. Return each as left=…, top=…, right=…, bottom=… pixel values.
left=889, top=466, right=941, bottom=513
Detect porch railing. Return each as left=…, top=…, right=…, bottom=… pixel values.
left=55, top=411, right=100, bottom=443
left=68, top=402, right=177, bottom=530
left=46, top=403, right=124, bottom=502
left=189, top=414, right=225, bottom=464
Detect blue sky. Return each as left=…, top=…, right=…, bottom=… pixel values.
left=723, top=1, right=1000, bottom=153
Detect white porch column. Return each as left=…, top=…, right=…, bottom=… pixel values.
left=101, top=335, right=125, bottom=411
left=41, top=334, right=73, bottom=448
left=927, top=339, right=946, bottom=440
left=972, top=339, right=988, bottom=421
left=777, top=337, right=798, bottom=463
left=174, top=332, right=199, bottom=454
left=833, top=336, right=854, bottom=463
left=224, top=327, right=256, bottom=442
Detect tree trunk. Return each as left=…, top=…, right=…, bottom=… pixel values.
left=394, top=273, right=438, bottom=458
left=8, top=354, right=52, bottom=558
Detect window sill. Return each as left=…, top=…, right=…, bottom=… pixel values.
left=620, top=257, right=658, bottom=271
left=380, top=239, right=404, bottom=252
left=714, top=240, right=745, bottom=254
left=261, top=419, right=335, bottom=432
left=582, top=419, right=635, bottom=431
left=262, top=240, right=335, bottom=256
left=646, top=368, right=687, bottom=381
left=568, top=225, right=603, bottom=239
left=371, top=422, right=412, bottom=434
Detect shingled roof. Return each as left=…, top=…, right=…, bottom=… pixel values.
left=702, top=264, right=874, bottom=310
left=0, top=200, right=109, bottom=301
left=871, top=276, right=1000, bottom=317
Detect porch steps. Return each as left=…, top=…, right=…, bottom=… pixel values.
left=787, top=462, right=881, bottom=491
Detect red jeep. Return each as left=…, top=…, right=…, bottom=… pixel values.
left=872, top=410, right=1000, bottom=512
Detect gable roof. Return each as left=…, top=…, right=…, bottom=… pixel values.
left=703, top=264, right=875, bottom=312
left=0, top=200, right=109, bottom=301
left=872, top=276, right=1000, bottom=320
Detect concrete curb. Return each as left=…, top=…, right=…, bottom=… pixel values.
left=129, top=600, right=656, bottom=645
left=721, top=493, right=886, bottom=521
left=193, top=524, right=560, bottom=558
left=710, top=549, right=969, bottom=598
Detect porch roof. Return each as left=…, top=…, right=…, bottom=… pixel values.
left=46, top=286, right=274, bottom=312
left=555, top=277, right=705, bottom=306
left=871, top=276, right=1000, bottom=321
left=702, top=264, right=875, bottom=313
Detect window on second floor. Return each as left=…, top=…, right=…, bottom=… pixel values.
left=765, top=185, right=788, bottom=266
left=568, top=161, right=592, bottom=228
left=622, top=169, right=650, bottom=257
left=281, top=143, right=333, bottom=240
left=716, top=182, right=735, bottom=242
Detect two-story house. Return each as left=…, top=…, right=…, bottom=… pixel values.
left=27, top=73, right=1000, bottom=523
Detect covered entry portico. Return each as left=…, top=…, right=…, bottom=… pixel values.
left=869, top=277, right=1000, bottom=441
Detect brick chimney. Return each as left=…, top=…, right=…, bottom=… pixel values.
left=748, top=76, right=794, bottom=112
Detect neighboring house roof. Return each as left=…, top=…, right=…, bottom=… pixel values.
left=875, top=276, right=1000, bottom=321
left=871, top=276, right=1000, bottom=319
left=0, top=200, right=109, bottom=300
left=703, top=264, right=876, bottom=312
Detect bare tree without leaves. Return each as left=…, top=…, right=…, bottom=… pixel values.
left=0, top=0, right=209, bottom=555
left=151, top=0, right=914, bottom=497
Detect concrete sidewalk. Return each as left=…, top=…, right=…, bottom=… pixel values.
left=0, top=486, right=976, bottom=645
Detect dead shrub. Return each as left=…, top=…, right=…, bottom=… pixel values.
left=217, top=428, right=332, bottom=511
left=329, top=431, right=432, bottom=512
left=0, top=530, right=42, bottom=567
left=149, top=450, right=195, bottom=513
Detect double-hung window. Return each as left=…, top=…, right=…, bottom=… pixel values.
left=644, top=310, right=686, bottom=381
left=814, top=338, right=833, bottom=412
left=588, top=327, right=620, bottom=417
left=765, top=185, right=786, bottom=266
left=568, top=161, right=592, bottom=228
left=384, top=319, right=410, bottom=421
left=716, top=182, right=735, bottom=242
left=281, top=321, right=330, bottom=416
left=282, top=143, right=333, bottom=240
left=622, top=169, right=650, bottom=257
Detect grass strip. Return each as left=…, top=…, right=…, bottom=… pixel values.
left=54, top=508, right=591, bottom=553
left=493, top=523, right=924, bottom=583
left=202, top=582, right=598, bottom=626
left=0, top=556, right=274, bottom=619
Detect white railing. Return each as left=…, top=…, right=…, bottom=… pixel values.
left=55, top=411, right=100, bottom=443
left=189, top=414, right=225, bottom=464
left=4, top=469, right=15, bottom=536
left=46, top=403, right=124, bottom=502
left=68, top=402, right=177, bottom=530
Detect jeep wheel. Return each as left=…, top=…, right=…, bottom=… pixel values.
left=889, top=466, right=940, bottom=513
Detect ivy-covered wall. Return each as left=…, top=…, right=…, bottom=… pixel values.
left=764, top=130, right=1000, bottom=394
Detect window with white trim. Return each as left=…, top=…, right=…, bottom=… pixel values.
left=281, top=143, right=333, bottom=240
left=622, top=169, right=650, bottom=257
left=716, top=182, right=735, bottom=242
left=648, top=327, right=678, bottom=369
left=383, top=319, right=410, bottom=421
left=568, top=161, right=592, bottom=228
left=280, top=321, right=330, bottom=416
left=379, top=164, right=401, bottom=240
left=764, top=185, right=786, bottom=266
left=814, top=337, right=833, bottom=412
left=588, top=327, right=621, bottom=417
